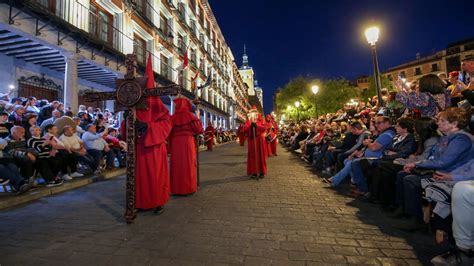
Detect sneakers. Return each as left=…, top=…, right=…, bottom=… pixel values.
left=431, top=249, right=473, bottom=265
left=46, top=179, right=64, bottom=187
left=294, top=149, right=302, bottom=154
left=62, top=174, right=73, bottom=181
left=70, top=172, right=83, bottom=178
left=0, top=179, right=9, bottom=186
left=16, top=183, right=31, bottom=195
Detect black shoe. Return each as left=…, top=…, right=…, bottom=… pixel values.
left=46, top=179, right=64, bottom=187
left=259, top=174, right=265, bottom=179
left=154, top=206, right=164, bottom=215
left=16, top=183, right=31, bottom=195
left=250, top=175, right=258, bottom=180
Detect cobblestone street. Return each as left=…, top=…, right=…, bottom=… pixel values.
left=0, top=143, right=435, bottom=265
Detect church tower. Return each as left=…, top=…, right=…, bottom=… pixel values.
left=238, top=45, right=255, bottom=96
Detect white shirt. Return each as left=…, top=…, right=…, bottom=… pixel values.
left=59, top=134, right=82, bottom=150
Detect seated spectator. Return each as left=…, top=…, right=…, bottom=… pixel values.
left=78, top=112, right=91, bottom=131
left=23, top=113, right=38, bottom=139
left=0, top=111, right=13, bottom=139
left=38, top=100, right=58, bottom=124
left=72, top=117, right=85, bottom=137
left=8, top=105, right=25, bottom=126
left=103, top=127, right=125, bottom=168
left=0, top=138, right=31, bottom=194
left=3, top=126, right=36, bottom=181
left=27, top=126, right=63, bottom=187
left=40, top=109, right=61, bottom=131
left=82, top=124, right=116, bottom=172
left=372, top=117, right=440, bottom=208
left=430, top=180, right=474, bottom=265
left=60, top=125, right=95, bottom=174
left=397, top=107, right=474, bottom=226
left=352, top=117, right=417, bottom=198
left=24, top=97, right=40, bottom=114
left=53, top=110, right=75, bottom=137
left=44, top=124, right=82, bottom=180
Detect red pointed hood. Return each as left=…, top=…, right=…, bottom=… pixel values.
left=172, top=97, right=199, bottom=126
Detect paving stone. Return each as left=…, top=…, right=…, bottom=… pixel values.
left=0, top=143, right=432, bottom=264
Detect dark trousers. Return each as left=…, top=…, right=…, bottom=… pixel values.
left=13, top=158, right=35, bottom=179
left=396, top=171, right=426, bottom=218
left=35, top=157, right=60, bottom=182
left=87, top=149, right=116, bottom=170
left=0, top=161, right=27, bottom=190
left=371, top=161, right=404, bottom=205
left=57, top=151, right=78, bottom=174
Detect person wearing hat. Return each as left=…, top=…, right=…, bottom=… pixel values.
left=8, top=105, right=25, bottom=126
left=169, top=97, right=203, bottom=195
left=244, top=106, right=267, bottom=180
left=0, top=111, right=13, bottom=139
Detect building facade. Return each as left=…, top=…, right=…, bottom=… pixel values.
left=0, top=0, right=248, bottom=129
left=382, top=38, right=474, bottom=84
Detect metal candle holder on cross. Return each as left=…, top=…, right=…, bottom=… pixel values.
left=82, top=54, right=199, bottom=224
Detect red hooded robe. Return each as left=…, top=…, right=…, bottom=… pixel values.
left=135, top=92, right=172, bottom=209
left=245, top=114, right=267, bottom=176
left=169, top=98, right=203, bottom=195
left=204, top=124, right=215, bottom=151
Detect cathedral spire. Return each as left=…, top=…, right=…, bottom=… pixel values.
left=242, top=44, right=249, bottom=68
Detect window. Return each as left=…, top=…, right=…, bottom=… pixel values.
left=190, top=20, right=197, bottom=35
left=465, top=42, right=474, bottom=52
left=199, top=6, right=205, bottom=26
left=190, top=48, right=197, bottom=65
left=431, top=63, right=439, bottom=72
left=177, top=34, right=185, bottom=54
left=447, top=46, right=461, bottom=55
left=399, top=71, right=406, bottom=78
left=178, top=2, right=185, bottom=20
left=160, top=13, right=169, bottom=36
left=387, top=74, right=393, bottom=81
left=189, top=0, right=196, bottom=13
left=160, top=54, right=170, bottom=80
left=134, top=34, right=147, bottom=66
left=135, top=0, right=147, bottom=17
left=89, top=3, right=114, bottom=44
left=415, top=67, right=422, bottom=76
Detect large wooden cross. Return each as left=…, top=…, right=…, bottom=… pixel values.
left=83, top=54, right=199, bottom=224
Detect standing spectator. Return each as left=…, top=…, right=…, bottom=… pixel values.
left=396, top=74, right=450, bottom=117
left=8, top=105, right=25, bottom=126
left=0, top=111, right=13, bottom=138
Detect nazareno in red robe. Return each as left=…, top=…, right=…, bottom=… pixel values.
left=237, top=124, right=246, bottom=146
left=135, top=95, right=172, bottom=209
left=244, top=118, right=267, bottom=176
left=169, top=98, right=203, bottom=195
left=204, top=125, right=214, bottom=151
left=270, top=121, right=278, bottom=155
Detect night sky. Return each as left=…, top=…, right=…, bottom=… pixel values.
left=208, top=0, right=473, bottom=114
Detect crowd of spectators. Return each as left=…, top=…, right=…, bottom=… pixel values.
left=280, top=56, right=474, bottom=265
left=0, top=94, right=126, bottom=194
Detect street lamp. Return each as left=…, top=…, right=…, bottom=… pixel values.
left=311, top=85, right=319, bottom=118
left=365, top=26, right=384, bottom=107
left=294, top=101, right=300, bottom=122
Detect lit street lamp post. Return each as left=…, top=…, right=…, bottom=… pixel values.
left=365, top=26, right=384, bottom=107
left=311, top=85, right=319, bottom=118
left=294, top=101, right=300, bottom=122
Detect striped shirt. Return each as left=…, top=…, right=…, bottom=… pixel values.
left=27, top=137, right=53, bottom=158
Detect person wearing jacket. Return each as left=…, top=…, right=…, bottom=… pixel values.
left=397, top=107, right=474, bottom=222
